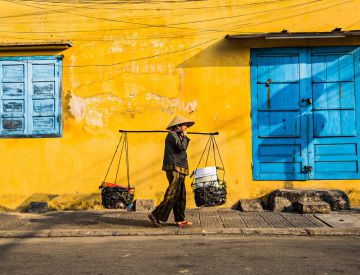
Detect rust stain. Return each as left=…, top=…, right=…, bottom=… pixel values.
left=267, top=86, right=271, bottom=109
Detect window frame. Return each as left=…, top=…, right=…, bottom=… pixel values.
left=0, top=55, right=63, bottom=138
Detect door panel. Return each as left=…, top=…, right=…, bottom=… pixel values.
left=312, top=54, right=354, bottom=82
left=257, top=55, right=299, bottom=83
left=258, top=111, right=300, bottom=137
left=313, top=110, right=356, bottom=137
left=313, top=82, right=355, bottom=109
left=257, top=83, right=300, bottom=110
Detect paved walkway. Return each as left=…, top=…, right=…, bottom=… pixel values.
left=0, top=208, right=359, bottom=238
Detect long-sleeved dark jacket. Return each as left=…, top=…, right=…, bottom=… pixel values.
left=162, top=131, right=190, bottom=175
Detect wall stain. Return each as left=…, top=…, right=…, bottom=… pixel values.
left=64, top=91, right=197, bottom=126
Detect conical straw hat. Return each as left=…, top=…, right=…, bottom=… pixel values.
left=166, top=115, right=195, bottom=130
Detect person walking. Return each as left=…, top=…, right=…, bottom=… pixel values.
left=148, top=115, right=194, bottom=227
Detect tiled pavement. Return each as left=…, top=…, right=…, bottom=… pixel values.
left=0, top=209, right=330, bottom=231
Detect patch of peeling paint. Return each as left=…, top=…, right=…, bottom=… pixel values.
left=111, top=44, right=124, bottom=53
left=68, top=92, right=123, bottom=126
left=69, top=55, right=80, bottom=89
left=150, top=39, right=165, bottom=48
left=69, top=93, right=86, bottom=121
left=146, top=93, right=197, bottom=114
left=67, top=91, right=197, bottom=127
left=184, top=100, right=198, bottom=113
left=86, top=109, right=103, bottom=127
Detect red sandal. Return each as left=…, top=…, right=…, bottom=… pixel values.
left=176, top=221, right=193, bottom=227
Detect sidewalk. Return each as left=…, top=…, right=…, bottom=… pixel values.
left=0, top=208, right=359, bottom=238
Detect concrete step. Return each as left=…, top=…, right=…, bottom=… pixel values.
left=298, top=201, right=331, bottom=214
left=268, top=189, right=350, bottom=212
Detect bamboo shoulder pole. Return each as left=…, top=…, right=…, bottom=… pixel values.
left=119, top=130, right=219, bottom=135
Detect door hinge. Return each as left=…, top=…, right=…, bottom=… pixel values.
left=249, top=58, right=252, bottom=65
left=251, top=163, right=253, bottom=170
left=250, top=110, right=252, bottom=118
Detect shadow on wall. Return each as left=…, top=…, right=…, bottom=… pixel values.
left=178, top=38, right=248, bottom=68
left=179, top=38, right=360, bottom=188
left=176, top=37, right=360, bottom=69
left=0, top=193, right=103, bottom=212
left=15, top=193, right=58, bottom=211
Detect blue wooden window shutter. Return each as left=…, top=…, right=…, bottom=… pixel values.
left=0, top=56, right=62, bottom=137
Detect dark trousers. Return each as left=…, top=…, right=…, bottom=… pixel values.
left=152, top=170, right=186, bottom=222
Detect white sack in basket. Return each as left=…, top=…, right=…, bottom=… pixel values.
left=194, top=166, right=219, bottom=188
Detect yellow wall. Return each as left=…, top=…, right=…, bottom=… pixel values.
left=1, top=0, right=360, bottom=210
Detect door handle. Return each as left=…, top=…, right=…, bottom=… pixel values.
left=265, top=79, right=272, bottom=87
left=303, top=166, right=313, bottom=174
left=301, top=98, right=313, bottom=105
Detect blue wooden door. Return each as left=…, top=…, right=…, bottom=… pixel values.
left=251, top=46, right=360, bottom=180
left=308, top=47, right=360, bottom=179
left=251, top=48, right=309, bottom=180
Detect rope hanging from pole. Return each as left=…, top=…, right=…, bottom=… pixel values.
left=100, top=132, right=134, bottom=209
left=100, top=129, right=225, bottom=209
left=191, top=135, right=227, bottom=207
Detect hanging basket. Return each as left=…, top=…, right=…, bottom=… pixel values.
left=191, top=166, right=227, bottom=207
left=191, top=135, right=227, bottom=207
left=99, top=182, right=135, bottom=209
left=100, top=133, right=135, bottom=209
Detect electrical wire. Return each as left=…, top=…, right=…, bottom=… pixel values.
left=1, top=0, right=350, bottom=44
left=10, top=0, right=291, bottom=11
left=0, top=0, right=343, bottom=42
left=2, top=0, right=325, bottom=32
left=1, top=35, right=222, bottom=68
left=4, top=0, right=312, bottom=24
left=226, top=0, right=354, bottom=31
left=0, top=0, right=354, bottom=70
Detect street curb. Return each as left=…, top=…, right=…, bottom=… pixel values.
left=0, top=227, right=359, bottom=238
left=305, top=227, right=360, bottom=236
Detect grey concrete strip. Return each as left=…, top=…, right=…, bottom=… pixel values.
left=0, top=229, right=177, bottom=238
left=49, top=230, right=115, bottom=237
left=241, top=228, right=308, bottom=236
left=239, top=212, right=270, bottom=228
left=303, top=214, right=329, bottom=227
left=314, top=214, right=360, bottom=228
left=184, top=209, right=201, bottom=227
left=306, top=227, right=360, bottom=236
left=280, top=213, right=318, bottom=228
left=258, top=212, right=294, bottom=228
left=177, top=228, right=244, bottom=236
left=217, top=209, right=247, bottom=228
left=1, top=227, right=359, bottom=238
left=198, top=209, right=223, bottom=228
left=0, top=230, right=51, bottom=238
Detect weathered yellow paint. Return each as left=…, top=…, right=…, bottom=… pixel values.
left=1, top=0, right=360, bottom=210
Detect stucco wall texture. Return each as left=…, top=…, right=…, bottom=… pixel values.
left=1, top=0, right=360, bottom=210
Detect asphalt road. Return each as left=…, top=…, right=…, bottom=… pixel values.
left=0, top=236, right=359, bottom=275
